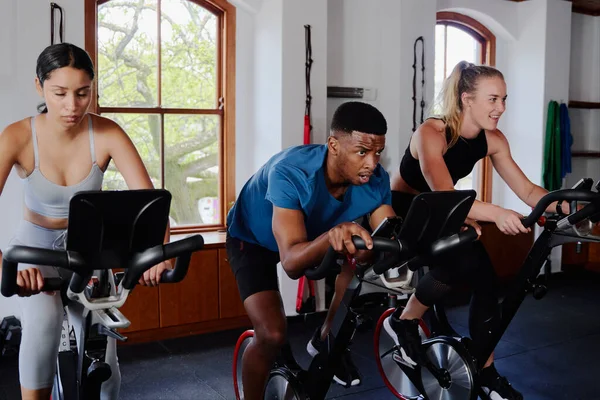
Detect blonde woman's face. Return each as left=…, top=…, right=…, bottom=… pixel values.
left=463, top=76, right=507, bottom=131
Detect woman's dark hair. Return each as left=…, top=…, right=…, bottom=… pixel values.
left=36, top=43, right=95, bottom=113
left=330, top=101, right=387, bottom=136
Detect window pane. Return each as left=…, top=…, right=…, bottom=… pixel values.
left=98, top=1, right=158, bottom=107
left=445, top=26, right=481, bottom=77
left=101, top=113, right=161, bottom=190
left=164, top=114, right=220, bottom=226
left=434, top=24, right=446, bottom=107
left=436, top=24, right=484, bottom=194
left=161, top=0, right=219, bottom=109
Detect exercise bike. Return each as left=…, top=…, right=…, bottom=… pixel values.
left=232, top=190, right=480, bottom=400
left=0, top=189, right=205, bottom=400
left=374, top=178, right=600, bottom=400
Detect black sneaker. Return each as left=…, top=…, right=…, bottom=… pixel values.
left=306, top=327, right=361, bottom=387
left=332, top=349, right=361, bottom=387
left=383, top=316, right=426, bottom=368
left=306, top=326, right=324, bottom=357
left=480, top=365, right=523, bottom=400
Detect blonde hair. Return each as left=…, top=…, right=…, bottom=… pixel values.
left=432, top=61, right=504, bottom=147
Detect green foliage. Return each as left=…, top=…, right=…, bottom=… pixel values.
left=97, top=0, right=221, bottom=225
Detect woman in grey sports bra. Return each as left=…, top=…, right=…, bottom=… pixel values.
left=0, top=44, right=171, bottom=400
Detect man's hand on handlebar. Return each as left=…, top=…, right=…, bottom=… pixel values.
left=139, top=260, right=173, bottom=287
left=327, top=222, right=373, bottom=256
left=495, top=209, right=530, bottom=236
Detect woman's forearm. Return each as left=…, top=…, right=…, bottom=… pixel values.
left=468, top=200, right=505, bottom=222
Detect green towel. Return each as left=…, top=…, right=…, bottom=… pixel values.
left=543, top=101, right=561, bottom=191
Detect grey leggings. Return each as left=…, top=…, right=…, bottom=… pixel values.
left=8, top=220, right=120, bottom=398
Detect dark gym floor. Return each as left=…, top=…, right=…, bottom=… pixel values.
left=2, top=269, right=600, bottom=399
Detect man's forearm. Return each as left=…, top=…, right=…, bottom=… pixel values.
left=280, top=233, right=331, bottom=279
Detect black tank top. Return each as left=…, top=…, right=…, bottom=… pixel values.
left=399, top=122, right=488, bottom=193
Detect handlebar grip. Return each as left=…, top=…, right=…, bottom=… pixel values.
left=354, top=236, right=404, bottom=253
left=523, top=189, right=599, bottom=228
left=163, top=235, right=204, bottom=260
left=43, top=278, right=64, bottom=292
left=431, top=227, right=478, bottom=254
left=1, top=260, right=19, bottom=297
left=160, top=235, right=204, bottom=284
left=1, top=245, right=84, bottom=297
left=160, top=254, right=191, bottom=283
left=305, top=236, right=404, bottom=280
left=407, top=227, right=478, bottom=272
left=522, top=214, right=541, bottom=229
left=305, top=247, right=339, bottom=281
left=120, top=235, right=205, bottom=290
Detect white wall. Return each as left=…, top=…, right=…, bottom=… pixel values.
left=281, top=0, right=328, bottom=148
left=252, top=0, right=283, bottom=170
left=326, top=0, right=436, bottom=172
left=251, top=0, right=328, bottom=170
left=566, top=13, right=600, bottom=190
left=234, top=8, right=257, bottom=191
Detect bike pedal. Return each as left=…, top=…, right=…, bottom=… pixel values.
left=87, top=361, right=112, bottom=383
left=98, top=325, right=128, bottom=342
left=532, top=284, right=548, bottom=300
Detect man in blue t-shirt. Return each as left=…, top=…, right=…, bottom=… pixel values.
left=226, top=102, right=396, bottom=398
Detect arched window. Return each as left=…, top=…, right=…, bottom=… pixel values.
left=85, top=0, right=236, bottom=232
left=435, top=12, right=495, bottom=202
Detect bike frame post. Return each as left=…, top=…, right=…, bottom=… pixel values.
left=304, top=276, right=362, bottom=399
left=471, top=229, right=553, bottom=369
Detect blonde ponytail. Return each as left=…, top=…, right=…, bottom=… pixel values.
left=431, top=61, right=504, bottom=148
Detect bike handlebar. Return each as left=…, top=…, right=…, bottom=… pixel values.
left=405, top=227, right=479, bottom=272
left=1, top=235, right=204, bottom=297
left=522, top=189, right=599, bottom=228
left=304, top=227, right=478, bottom=279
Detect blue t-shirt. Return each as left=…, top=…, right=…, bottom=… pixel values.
left=227, top=144, right=392, bottom=252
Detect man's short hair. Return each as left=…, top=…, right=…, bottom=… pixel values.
left=330, top=101, right=387, bottom=135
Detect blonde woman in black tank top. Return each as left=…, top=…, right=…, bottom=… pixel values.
left=385, top=62, right=568, bottom=400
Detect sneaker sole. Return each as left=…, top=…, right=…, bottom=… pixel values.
left=481, top=387, right=516, bottom=400
left=306, top=340, right=319, bottom=358
left=383, top=317, right=400, bottom=346
left=333, top=375, right=360, bottom=387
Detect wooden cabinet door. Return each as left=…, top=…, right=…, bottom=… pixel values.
left=218, top=248, right=247, bottom=319
left=158, top=250, right=220, bottom=327
left=479, top=223, right=534, bottom=280
left=118, top=284, right=160, bottom=333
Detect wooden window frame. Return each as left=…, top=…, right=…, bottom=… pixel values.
left=437, top=11, right=496, bottom=203
left=85, top=0, right=236, bottom=234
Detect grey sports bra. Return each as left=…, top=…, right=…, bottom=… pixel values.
left=21, top=115, right=104, bottom=219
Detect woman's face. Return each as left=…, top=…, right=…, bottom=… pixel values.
left=462, top=76, right=507, bottom=131
left=36, top=66, right=93, bottom=127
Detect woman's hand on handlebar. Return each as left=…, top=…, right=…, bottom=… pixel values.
left=328, top=221, right=373, bottom=256
left=139, top=260, right=173, bottom=287
left=16, top=267, right=46, bottom=297
left=463, top=218, right=482, bottom=237
left=495, top=209, right=530, bottom=235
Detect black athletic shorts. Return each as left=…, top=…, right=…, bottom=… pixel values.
left=225, top=231, right=281, bottom=302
